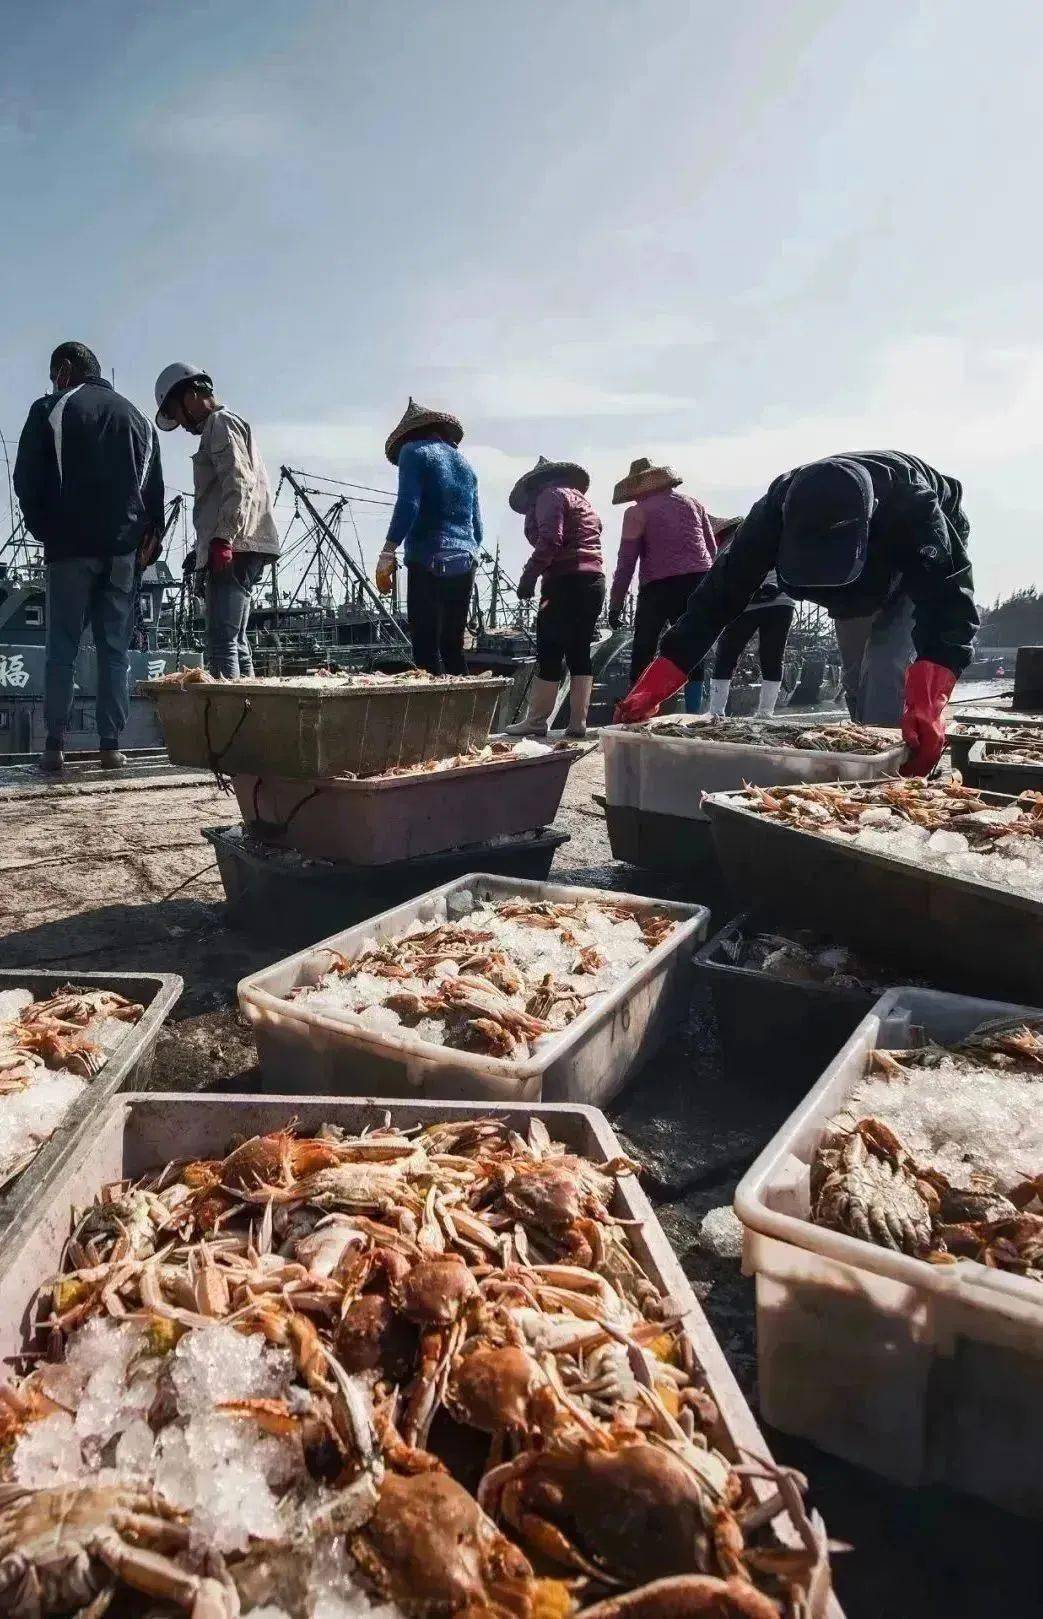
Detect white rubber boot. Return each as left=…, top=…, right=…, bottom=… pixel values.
left=565, top=674, right=593, bottom=738
left=757, top=679, right=783, bottom=716
left=709, top=678, right=731, bottom=718
left=505, top=677, right=560, bottom=736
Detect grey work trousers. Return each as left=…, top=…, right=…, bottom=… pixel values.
left=45, top=552, right=136, bottom=745
left=205, top=554, right=266, bottom=679
left=833, top=594, right=916, bottom=726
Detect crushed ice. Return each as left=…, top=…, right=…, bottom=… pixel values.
left=851, top=1058, right=1043, bottom=1191
left=0, top=988, right=135, bottom=1182
left=292, top=890, right=664, bottom=1058
left=698, top=1205, right=745, bottom=1260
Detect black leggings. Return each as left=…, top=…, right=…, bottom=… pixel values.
left=406, top=565, right=475, bottom=675
left=630, top=571, right=708, bottom=686
left=536, top=572, right=606, bottom=680
left=713, top=602, right=795, bottom=681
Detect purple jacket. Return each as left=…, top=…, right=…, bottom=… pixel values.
left=609, top=489, right=718, bottom=611
left=519, top=484, right=604, bottom=595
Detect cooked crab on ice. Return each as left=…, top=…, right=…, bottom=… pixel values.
left=0, top=986, right=144, bottom=1185
left=808, top=1018, right=1043, bottom=1278
left=0, top=1113, right=834, bottom=1619
left=285, top=894, right=679, bottom=1062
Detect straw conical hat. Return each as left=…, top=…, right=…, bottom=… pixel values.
left=612, top=457, right=683, bottom=505
left=509, top=455, right=590, bottom=514
left=385, top=397, right=464, bottom=465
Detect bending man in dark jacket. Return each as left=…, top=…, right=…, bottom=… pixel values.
left=14, top=342, right=164, bottom=771
left=615, top=451, right=978, bottom=775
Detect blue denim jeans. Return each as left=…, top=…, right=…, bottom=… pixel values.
left=45, top=553, right=136, bottom=745
left=206, top=554, right=266, bottom=678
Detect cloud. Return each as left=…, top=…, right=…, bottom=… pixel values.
left=143, top=105, right=290, bottom=160
left=454, top=371, right=698, bottom=421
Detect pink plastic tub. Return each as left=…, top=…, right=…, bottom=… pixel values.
left=232, top=746, right=583, bottom=865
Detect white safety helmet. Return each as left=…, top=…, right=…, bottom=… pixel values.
left=154, top=362, right=213, bottom=430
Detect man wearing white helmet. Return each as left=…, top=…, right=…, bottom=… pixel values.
left=153, top=364, right=280, bottom=678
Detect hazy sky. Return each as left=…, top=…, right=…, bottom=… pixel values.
left=2, top=0, right=1041, bottom=602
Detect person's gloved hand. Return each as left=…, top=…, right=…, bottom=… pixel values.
left=613, top=655, right=687, bottom=724
left=516, top=575, right=535, bottom=602
left=607, top=604, right=623, bottom=630
left=209, top=538, right=234, bottom=573
left=900, top=658, right=957, bottom=777
left=375, top=549, right=396, bottom=595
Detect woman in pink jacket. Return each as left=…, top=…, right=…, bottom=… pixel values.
left=506, top=456, right=605, bottom=738
left=608, top=459, right=718, bottom=697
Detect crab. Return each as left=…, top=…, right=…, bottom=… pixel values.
left=480, top=1424, right=746, bottom=1589
left=19, top=991, right=143, bottom=1031
left=350, top=1468, right=538, bottom=1618
left=936, top=1212, right=1043, bottom=1274
left=389, top=1256, right=481, bottom=1444
left=0, top=1483, right=234, bottom=1619
left=14, top=1026, right=102, bottom=1078
left=491, top=1154, right=631, bottom=1249
left=445, top=1343, right=548, bottom=1438
left=184, top=1128, right=348, bottom=1195
left=459, top=951, right=526, bottom=998
left=524, top=976, right=588, bottom=1027
left=810, top=1116, right=934, bottom=1255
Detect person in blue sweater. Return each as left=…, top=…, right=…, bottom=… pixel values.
left=377, top=398, right=483, bottom=675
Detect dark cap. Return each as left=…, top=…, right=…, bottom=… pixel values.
left=777, top=458, right=876, bottom=592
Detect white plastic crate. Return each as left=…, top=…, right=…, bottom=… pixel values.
left=0, top=1092, right=840, bottom=1619
left=734, top=986, right=1043, bottom=1516
left=602, top=719, right=906, bottom=824
left=238, top=873, right=708, bottom=1104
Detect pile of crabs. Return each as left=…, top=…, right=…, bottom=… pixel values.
left=810, top=1019, right=1043, bottom=1275
left=0, top=989, right=142, bottom=1089
left=0, top=988, right=143, bottom=1185
left=0, top=1117, right=831, bottom=1619
left=630, top=719, right=897, bottom=755
left=735, top=776, right=1043, bottom=840
left=349, top=740, right=574, bottom=783
left=288, top=899, right=679, bottom=1062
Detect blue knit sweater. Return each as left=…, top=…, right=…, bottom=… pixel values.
left=385, top=437, right=483, bottom=575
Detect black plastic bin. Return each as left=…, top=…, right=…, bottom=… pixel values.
left=205, top=825, right=571, bottom=946
left=703, top=788, right=1043, bottom=1005
left=694, top=912, right=881, bottom=1089
left=949, top=721, right=1043, bottom=777
left=0, top=970, right=182, bottom=1259
left=964, top=740, right=1043, bottom=795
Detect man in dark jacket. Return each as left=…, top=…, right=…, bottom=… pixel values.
left=615, top=451, right=978, bottom=775
left=13, top=342, right=164, bottom=771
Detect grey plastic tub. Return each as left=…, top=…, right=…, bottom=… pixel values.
left=735, top=986, right=1043, bottom=1516
left=238, top=873, right=709, bottom=1104
left=205, top=827, right=570, bottom=946
left=965, top=739, right=1043, bottom=795
left=231, top=745, right=582, bottom=864
left=0, top=1091, right=838, bottom=1617
left=704, top=786, right=1043, bottom=1004
left=143, top=676, right=510, bottom=779
left=0, top=970, right=181, bottom=1244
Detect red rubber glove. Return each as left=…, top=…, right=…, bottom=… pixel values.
left=614, top=656, right=687, bottom=724
left=209, top=538, right=234, bottom=572
left=900, top=659, right=957, bottom=777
